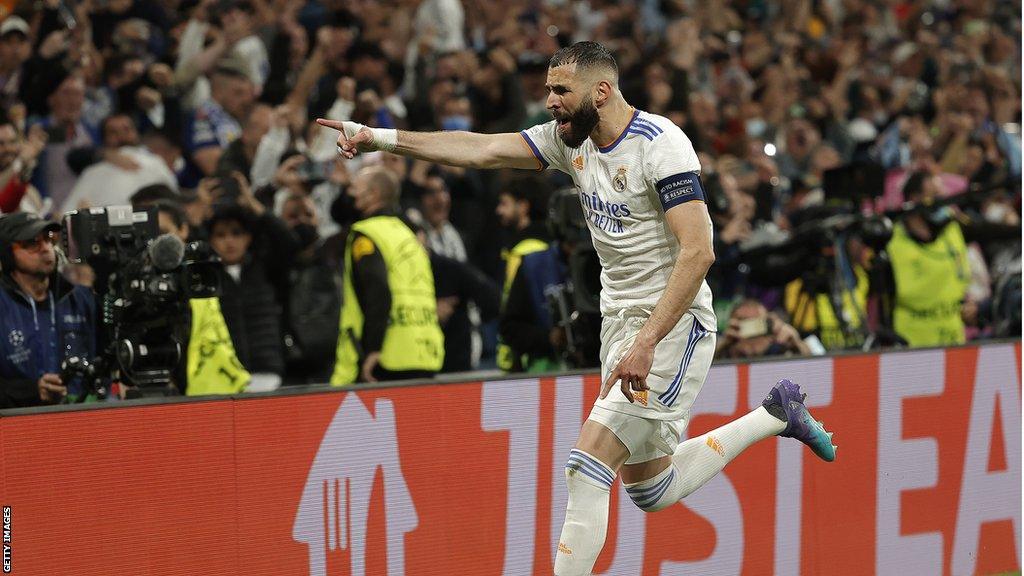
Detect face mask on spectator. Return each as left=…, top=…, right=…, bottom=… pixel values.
left=441, top=115, right=472, bottom=132
left=293, top=223, right=319, bottom=248
left=746, top=118, right=767, bottom=137
left=333, top=192, right=360, bottom=226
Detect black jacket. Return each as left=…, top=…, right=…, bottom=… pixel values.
left=431, top=252, right=500, bottom=372
left=217, top=258, right=285, bottom=375
left=215, top=213, right=299, bottom=376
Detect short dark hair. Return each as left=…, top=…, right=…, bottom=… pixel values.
left=131, top=183, right=178, bottom=208
left=154, top=200, right=187, bottom=230
left=549, top=41, right=618, bottom=76
left=902, top=170, right=928, bottom=202
left=503, top=174, right=553, bottom=221
left=100, top=112, right=134, bottom=144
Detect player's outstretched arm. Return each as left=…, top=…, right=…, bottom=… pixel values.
left=316, top=118, right=541, bottom=171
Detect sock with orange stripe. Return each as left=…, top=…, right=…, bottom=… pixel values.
left=626, top=407, right=785, bottom=512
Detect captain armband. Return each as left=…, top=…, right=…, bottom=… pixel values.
left=656, top=172, right=706, bottom=212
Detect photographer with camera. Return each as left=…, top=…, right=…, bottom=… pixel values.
left=715, top=299, right=811, bottom=360
left=499, top=189, right=600, bottom=372
left=0, top=213, right=96, bottom=407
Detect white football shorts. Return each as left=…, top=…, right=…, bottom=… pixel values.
left=589, top=310, right=715, bottom=464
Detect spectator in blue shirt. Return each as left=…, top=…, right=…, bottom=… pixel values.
left=186, top=62, right=255, bottom=176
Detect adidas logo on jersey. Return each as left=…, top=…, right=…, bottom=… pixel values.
left=572, top=155, right=584, bottom=171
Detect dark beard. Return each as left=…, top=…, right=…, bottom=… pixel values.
left=554, top=97, right=600, bottom=149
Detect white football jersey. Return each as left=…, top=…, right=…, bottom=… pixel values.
left=520, top=110, right=716, bottom=332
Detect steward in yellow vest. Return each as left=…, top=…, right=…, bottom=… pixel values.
left=886, top=219, right=969, bottom=347
left=331, top=167, right=444, bottom=385
left=883, top=171, right=970, bottom=347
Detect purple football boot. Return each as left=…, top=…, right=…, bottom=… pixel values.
left=762, top=378, right=836, bottom=462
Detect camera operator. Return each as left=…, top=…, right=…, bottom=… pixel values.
left=499, top=190, right=600, bottom=372
left=0, top=213, right=96, bottom=407
left=715, top=299, right=811, bottom=360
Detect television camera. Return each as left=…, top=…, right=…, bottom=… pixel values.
left=60, top=205, right=219, bottom=399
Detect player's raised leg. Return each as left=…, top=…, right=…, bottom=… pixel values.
left=622, top=378, right=836, bottom=512
left=554, top=420, right=629, bottom=576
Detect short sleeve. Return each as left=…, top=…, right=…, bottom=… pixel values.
left=519, top=121, right=572, bottom=174
left=646, top=124, right=701, bottom=183
left=645, top=125, right=705, bottom=212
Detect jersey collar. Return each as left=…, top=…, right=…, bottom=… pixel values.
left=596, top=109, right=639, bottom=154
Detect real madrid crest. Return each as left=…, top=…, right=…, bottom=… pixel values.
left=613, top=167, right=627, bottom=192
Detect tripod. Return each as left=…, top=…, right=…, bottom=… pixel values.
left=790, top=231, right=873, bottom=351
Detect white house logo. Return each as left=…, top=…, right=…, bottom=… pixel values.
left=293, top=395, right=418, bottom=576
left=7, top=330, right=23, bottom=347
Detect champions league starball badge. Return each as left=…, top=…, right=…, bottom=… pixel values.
left=613, top=167, right=627, bottom=192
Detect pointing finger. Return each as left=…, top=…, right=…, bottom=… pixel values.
left=316, top=118, right=345, bottom=131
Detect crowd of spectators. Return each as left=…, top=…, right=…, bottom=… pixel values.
left=0, top=0, right=1019, bottom=402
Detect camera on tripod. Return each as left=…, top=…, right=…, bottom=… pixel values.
left=60, top=205, right=219, bottom=396
left=738, top=163, right=896, bottom=350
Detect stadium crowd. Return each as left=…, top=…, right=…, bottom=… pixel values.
left=0, top=0, right=1019, bottom=405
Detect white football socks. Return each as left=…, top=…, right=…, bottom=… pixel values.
left=554, top=449, right=614, bottom=576
left=626, top=407, right=785, bottom=510
left=554, top=410, right=786, bottom=575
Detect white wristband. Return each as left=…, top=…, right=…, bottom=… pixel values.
left=335, top=121, right=397, bottom=154
left=371, top=128, right=398, bottom=153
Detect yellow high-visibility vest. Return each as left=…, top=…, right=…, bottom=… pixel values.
left=497, top=237, right=549, bottom=370
left=331, top=216, right=444, bottom=385
left=186, top=297, right=250, bottom=395
left=887, top=220, right=969, bottom=347
left=784, top=266, right=870, bottom=350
